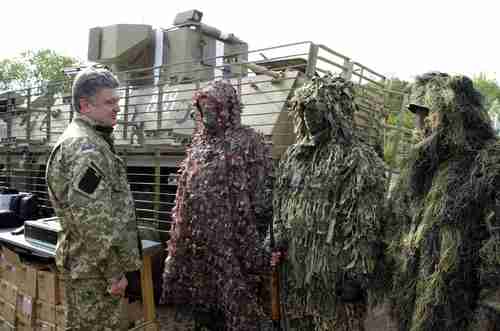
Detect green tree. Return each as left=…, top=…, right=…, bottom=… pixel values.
left=473, top=73, right=500, bottom=133
left=490, top=99, right=500, bottom=115
left=473, top=73, right=500, bottom=113
left=0, top=49, right=80, bottom=92
left=0, top=59, right=29, bottom=91
left=382, top=77, right=413, bottom=169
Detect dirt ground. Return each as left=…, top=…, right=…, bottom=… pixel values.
left=155, top=303, right=397, bottom=331
left=364, top=303, right=398, bottom=331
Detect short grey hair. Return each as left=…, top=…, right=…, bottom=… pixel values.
left=72, top=68, right=120, bottom=112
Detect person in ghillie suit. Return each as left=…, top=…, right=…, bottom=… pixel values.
left=388, top=71, right=500, bottom=330
left=272, top=73, right=387, bottom=331
left=160, top=80, right=273, bottom=331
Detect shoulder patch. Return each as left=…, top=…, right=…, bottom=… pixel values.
left=80, top=143, right=96, bottom=152
left=78, top=165, right=102, bottom=194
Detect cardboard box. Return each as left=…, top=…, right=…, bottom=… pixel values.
left=16, top=318, right=35, bottom=331
left=16, top=294, right=35, bottom=326
left=144, top=322, right=160, bottom=331
left=0, top=251, right=17, bottom=286
left=35, top=300, right=55, bottom=325
left=0, top=252, right=4, bottom=279
left=0, top=298, right=16, bottom=325
left=54, top=305, right=67, bottom=330
left=2, top=262, right=16, bottom=286
left=35, top=320, right=56, bottom=331
left=37, top=271, right=57, bottom=305
left=2, top=248, right=20, bottom=267
left=56, top=276, right=65, bottom=305
left=0, top=317, right=15, bottom=331
left=0, top=281, right=17, bottom=306
left=17, top=264, right=38, bottom=298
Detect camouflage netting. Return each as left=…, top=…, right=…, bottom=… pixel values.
left=273, top=73, right=387, bottom=330
left=160, top=81, right=272, bottom=331
left=387, top=72, right=500, bottom=331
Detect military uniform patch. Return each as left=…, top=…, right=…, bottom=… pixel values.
left=78, top=164, right=102, bottom=194
left=81, top=143, right=96, bottom=152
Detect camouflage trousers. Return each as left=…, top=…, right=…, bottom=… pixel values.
left=65, top=278, right=124, bottom=331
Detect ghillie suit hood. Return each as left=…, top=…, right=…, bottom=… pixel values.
left=290, top=73, right=356, bottom=147
left=161, top=81, right=272, bottom=331
left=191, top=79, right=243, bottom=138
left=274, top=73, right=387, bottom=328
left=388, top=72, right=500, bottom=331
left=405, top=72, right=494, bottom=198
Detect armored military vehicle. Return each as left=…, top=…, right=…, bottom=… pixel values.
left=0, top=10, right=393, bottom=239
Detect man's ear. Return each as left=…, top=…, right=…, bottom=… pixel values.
left=79, top=98, right=91, bottom=114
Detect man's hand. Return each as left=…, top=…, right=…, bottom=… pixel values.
left=109, top=275, right=128, bottom=296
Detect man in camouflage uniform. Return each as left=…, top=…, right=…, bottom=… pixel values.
left=46, top=68, right=142, bottom=331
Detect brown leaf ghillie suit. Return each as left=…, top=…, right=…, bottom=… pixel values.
left=388, top=72, right=500, bottom=331
left=160, top=81, right=272, bottom=331
left=273, top=73, right=387, bottom=331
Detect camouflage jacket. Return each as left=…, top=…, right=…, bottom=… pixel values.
left=46, top=113, right=142, bottom=281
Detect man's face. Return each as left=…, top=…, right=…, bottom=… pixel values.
left=81, top=88, right=120, bottom=127
left=196, top=98, right=218, bottom=132
left=303, top=105, right=328, bottom=137
left=408, top=83, right=442, bottom=140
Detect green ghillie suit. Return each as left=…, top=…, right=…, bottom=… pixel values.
left=388, top=72, right=500, bottom=331
left=273, top=73, right=387, bottom=330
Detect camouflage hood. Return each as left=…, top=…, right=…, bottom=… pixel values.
left=409, top=72, right=494, bottom=153
left=192, top=80, right=242, bottom=139
left=404, top=72, right=496, bottom=198
left=289, top=72, right=357, bottom=146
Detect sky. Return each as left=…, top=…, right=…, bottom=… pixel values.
left=1, top=0, right=498, bottom=83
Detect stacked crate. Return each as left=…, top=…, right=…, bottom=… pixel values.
left=0, top=247, right=67, bottom=331
left=0, top=245, right=151, bottom=330
left=35, top=270, right=66, bottom=331
left=0, top=247, right=21, bottom=330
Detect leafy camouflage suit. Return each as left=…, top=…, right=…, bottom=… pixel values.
left=274, top=74, right=386, bottom=331
left=161, top=81, right=272, bottom=331
left=46, top=113, right=142, bottom=331
left=388, top=72, right=500, bottom=331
